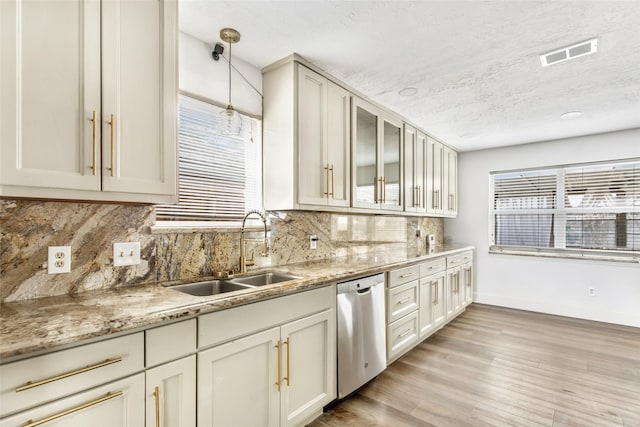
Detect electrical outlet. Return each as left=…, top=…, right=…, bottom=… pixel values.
left=310, top=235, right=318, bottom=250
left=416, top=229, right=424, bottom=238
left=48, top=246, right=71, bottom=274
left=113, top=242, right=141, bottom=266
left=588, top=287, right=596, bottom=297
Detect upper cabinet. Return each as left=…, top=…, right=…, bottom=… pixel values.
left=263, top=55, right=457, bottom=217
left=404, top=124, right=426, bottom=213
left=0, top=0, right=177, bottom=203
left=263, top=62, right=350, bottom=210
left=352, top=98, right=403, bottom=211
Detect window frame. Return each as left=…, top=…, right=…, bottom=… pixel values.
left=154, top=92, right=264, bottom=230
left=489, top=158, right=640, bottom=263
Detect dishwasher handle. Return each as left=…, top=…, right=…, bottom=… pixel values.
left=356, top=287, right=372, bottom=294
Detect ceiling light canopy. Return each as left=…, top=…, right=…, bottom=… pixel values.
left=560, top=111, right=583, bottom=119
left=399, top=87, right=418, bottom=97
left=540, top=38, right=598, bottom=67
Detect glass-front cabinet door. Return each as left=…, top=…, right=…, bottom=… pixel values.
left=381, top=117, right=403, bottom=211
left=352, top=97, right=403, bottom=211
left=352, top=98, right=379, bottom=208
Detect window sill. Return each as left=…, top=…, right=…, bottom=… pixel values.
left=152, top=221, right=269, bottom=234
left=489, top=246, right=640, bottom=264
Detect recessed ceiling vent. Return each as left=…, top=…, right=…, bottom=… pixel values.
left=540, top=38, right=598, bottom=67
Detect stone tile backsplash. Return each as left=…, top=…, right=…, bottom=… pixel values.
left=0, top=199, right=442, bottom=302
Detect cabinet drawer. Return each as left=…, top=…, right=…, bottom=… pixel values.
left=386, top=311, right=419, bottom=362
left=0, top=332, right=143, bottom=417
left=386, top=280, right=419, bottom=323
left=145, top=319, right=196, bottom=367
left=447, top=251, right=473, bottom=268
left=387, top=265, right=419, bottom=288
left=0, top=373, right=145, bottom=427
left=198, top=285, right=335, bottom=349
left=419, top=257, right=446, bottom=277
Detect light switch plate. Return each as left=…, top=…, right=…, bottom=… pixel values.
left=113, top=242, right=141, bottom=266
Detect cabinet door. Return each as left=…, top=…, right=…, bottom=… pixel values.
left=280, top=309, right=336, bottom=427
left=381, top=117, right=403, bottom=211
left=432, top=273, right=446, bottom=328
left=427, top=137, right=444, bottom=215
left=146, top=356, right=196, bottom=427
left=0, top=374, right=145, bottom=427
left=443, top=146, right=458, bottom=216
left=326, top=81, right=351, bottom=207
left=198, top=327, right=280, bottom=427
left=297, top=66, right=328, bottom=206
left=0, top=0, right=101, bottom=193
left=352, top=98, right=380, bottom=209
left=415, top=131, right=427, bottom=212
left=446, top=267, right=463, bottom=318
left=403, top=125, right=417, bottom=212
left=101, top=0, right=177, bottom=197
left=420, top=272, right=444, bottom=338
left=462, top=262, right=473, bottom=306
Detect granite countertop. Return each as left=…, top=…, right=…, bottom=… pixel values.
left=0, top=244, right=473, bottom=362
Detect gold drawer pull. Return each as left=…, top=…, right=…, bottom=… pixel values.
left=90, top=110, right=97, bottom=175
left=284, top=337, right=291, bottom=386
left=275, top=340, right=282, bottom=391
left=323, top=165, right=330, bottom=196
left=16, top=358, right=122, bottom=393
left=108, top=114, right=116, bottom=176
left=400, top=272, right=415, bottom=278
left=397, top=296, right=413, bottom=305
left=398, top=329, right=413, bottom=338
left=24, top=391, right=123, bottom=427
left=329, top=165, right=335, bottom=198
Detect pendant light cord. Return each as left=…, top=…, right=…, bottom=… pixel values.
left=228, top=41, right=232, bottom=105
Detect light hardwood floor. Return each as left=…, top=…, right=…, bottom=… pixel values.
left=310, top=304, right=640, bottom=427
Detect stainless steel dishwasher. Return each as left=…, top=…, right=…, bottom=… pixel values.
left=336, top=273, right=386, bottom=398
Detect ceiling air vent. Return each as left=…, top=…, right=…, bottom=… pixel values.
left=540, top=38, right=598, bottom=67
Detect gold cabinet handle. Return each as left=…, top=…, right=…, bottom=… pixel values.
left=275, top=340, right=282, bottom=391
left=399, top=328, right=413, bottom=338
left=382, top=176, right=386, bottom=203
left=16, top=357, right=122, bottom=392
left=432, top=281, right=438, bottom=305
left=374, top=176, right=379, bottom=203
left=323, top=165, right=329, bottom=196
left=418, top=185, right=422, bottom=207
left=90, top=111, right=97, bottom=175
left=108, top=114, right=116, bottom=176
left=24, top=391, right=123, bottom=427
left=153, top=386, right=160, bottom=427
left=284, top=337, right=291, bottom=386
left=397, top=296, right=413, bottom=305
left=400, top=272, right=415, bottom=278
left=329, top=165, right=334, bottom=198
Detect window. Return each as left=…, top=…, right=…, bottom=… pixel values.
left=490, top=159, right=639, bottom=261
left=155, top=94, right=262, bottom=226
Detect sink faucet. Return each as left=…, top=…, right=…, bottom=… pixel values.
left=239, top=210, right=269, bottom=274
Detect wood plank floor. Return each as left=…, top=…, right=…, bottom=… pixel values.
left=310, top=304, right=640, bottom=427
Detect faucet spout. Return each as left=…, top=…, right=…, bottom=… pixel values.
left=239, top=210, right=269, bottom=273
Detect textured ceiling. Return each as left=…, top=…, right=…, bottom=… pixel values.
left=179, top=1, right=640, bottom=152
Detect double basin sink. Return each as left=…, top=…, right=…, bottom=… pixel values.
left=168, top=272, right=300, bottom=297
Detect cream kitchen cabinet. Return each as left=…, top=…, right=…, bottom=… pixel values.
left=352, top=97, right=404, bottom=211
left=446, top=266, right=463, bottom=318
left=197, top=285, right=336, bottom=427
left=0, top=0, right=177, bottom=203
left=404, top=124, right=427, bottom=213
left=386, top=265, right=420, bottom=362
left=263, top=61, right=350, bottom=211
left=419, top=271, right=446, bottom=338
left=443, top=145, right=458, bottom=217
left=0, top=333, right=144, bottom=426
left=461, top=261, right=474, bottom=307
left=145, top=319, right=196, bottom=427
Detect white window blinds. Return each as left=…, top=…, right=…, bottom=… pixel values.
left=490, top=159, right=639, bottom=259
left=156, top=95, right=262, bottom=223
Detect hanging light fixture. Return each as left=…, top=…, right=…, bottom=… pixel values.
left=219, top=28, right=242, bottom=135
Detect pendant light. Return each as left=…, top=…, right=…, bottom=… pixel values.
left=219, top=28, right=242, bottom=136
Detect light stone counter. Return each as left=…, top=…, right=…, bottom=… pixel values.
left=0, top=244, right=473, bottom=362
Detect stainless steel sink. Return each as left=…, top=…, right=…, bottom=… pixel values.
left=169, top=280, right=254, bottom=296
left=230, top=272, right=300, bottom=287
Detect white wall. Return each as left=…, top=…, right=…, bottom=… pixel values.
left=445, top=128, right=640, bottom=327
left=179, top=32, right=262, bottom=116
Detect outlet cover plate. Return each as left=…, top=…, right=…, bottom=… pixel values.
left=48, top=246, right=71, bottom=274
left=113, top=242, right=141, bottom=267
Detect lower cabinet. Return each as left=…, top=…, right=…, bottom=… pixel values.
left=419, top=271, right=445, bottom=338
left=0, top=374, right=145, bottom=427
left=198, top=309, right=335, bottom=427
left=145, top=356, right=196, bottom=427
left=446, top=266, right=463, bottom=318
left=461, top=262, right=473, bottom=307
